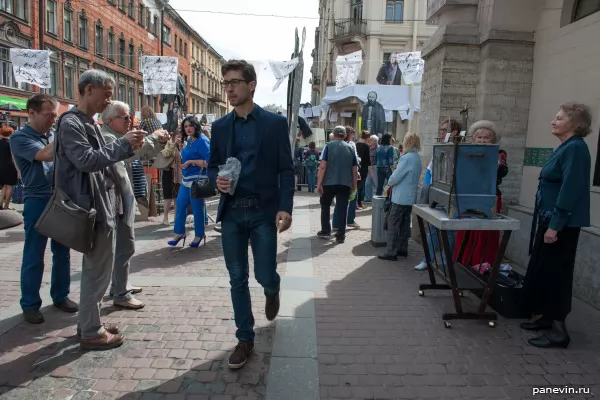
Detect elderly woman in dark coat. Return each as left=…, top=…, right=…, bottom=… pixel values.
left=520, top=102, right=592, bottom=349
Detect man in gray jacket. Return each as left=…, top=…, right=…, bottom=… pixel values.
left=100, top=101, right=169, bottom=310
left=55, top=70, right=144, bottom=350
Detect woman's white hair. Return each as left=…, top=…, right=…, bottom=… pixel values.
left=468, top=120, right=500, bottom=143
left=369, top=134, right=379, bottom=142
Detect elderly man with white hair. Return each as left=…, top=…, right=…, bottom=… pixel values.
left=100, top=101, right=169, bottom=310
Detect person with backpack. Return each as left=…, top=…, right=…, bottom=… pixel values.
left=303, top=141, right=320, bottom=193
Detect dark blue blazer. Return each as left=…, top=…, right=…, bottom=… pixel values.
left=207, top=105, right=295, bottom=222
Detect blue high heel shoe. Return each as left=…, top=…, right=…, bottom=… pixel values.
left=189, top=235, right=206, bottom=248
left=168, top=235, right=186, bottom=247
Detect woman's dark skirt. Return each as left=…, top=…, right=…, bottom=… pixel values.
left=161, top=168, right=179, bottom=200
left=521, top=224, right=581, bottom=321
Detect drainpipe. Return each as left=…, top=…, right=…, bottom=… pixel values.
left=38, top=0, right=44, bottom=50
left=407, top=1, right=419, bottom=133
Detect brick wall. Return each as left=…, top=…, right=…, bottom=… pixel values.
left=1, top=0, right=198, bottom=113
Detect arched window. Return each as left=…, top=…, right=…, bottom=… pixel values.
left=95, top=20, right=104, bottom=56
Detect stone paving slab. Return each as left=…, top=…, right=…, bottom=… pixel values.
left=306, top=197, right=600, bottom=400
left=2, top=193, right=600, bottom=400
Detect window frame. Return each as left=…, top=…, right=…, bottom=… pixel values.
left=63, top=6, right=73, bottom=43
left=107, top=27, right=115, bottom=62
left=79, top=12, right=89, bottom=50
left=118, top=34, right=126, bottom=66
left=95, top=21, right=104, bottom=57
left=128, top=40, right=135, bottom=70
left=385, top=0, right=404, bottom=23
left=46, top=0, right=57, bottom=35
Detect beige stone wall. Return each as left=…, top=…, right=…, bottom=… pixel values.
left=521, top=1, right=600, bottom=227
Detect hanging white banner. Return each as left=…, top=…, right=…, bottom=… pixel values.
left=269, top=58, right=299, bottom=91
left=397, top=51, right=424, bottom=85
left=142, top=56, right=178, bottom=95
left=9, top=49, right=51, bottom=88
left=335, top=50, right=363, bottom=92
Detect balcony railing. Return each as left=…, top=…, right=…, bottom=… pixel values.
left=333, top=18, right=367, bottom=39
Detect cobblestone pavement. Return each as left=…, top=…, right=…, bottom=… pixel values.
left=1, top=193, right=600, bottom=399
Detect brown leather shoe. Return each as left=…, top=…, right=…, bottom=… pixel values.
left=228, top=341, right=254, bottom=369
left=77, top=323, right=120, bottom=338
left=113, top=297, right=145, bottom=310
left=80, top=331, right=124, bottom=351
left=265, top=293, right=280, bottom=321
left=53, top=298, right=79, bottom=313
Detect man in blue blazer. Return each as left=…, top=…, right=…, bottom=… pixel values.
left=207, top=60, right=294, bottom=370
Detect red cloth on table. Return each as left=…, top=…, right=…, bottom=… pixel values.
left=453, top=195, right=503, bottom=266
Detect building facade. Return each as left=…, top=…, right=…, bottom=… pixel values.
left=310, top=0, right=437, bottom=136
left=0, top=0, right=229, bottom=127
left=420, top=0, right=600, bottom=307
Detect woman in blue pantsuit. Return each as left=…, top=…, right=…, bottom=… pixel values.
left=168, top=116, right=210, bottom=248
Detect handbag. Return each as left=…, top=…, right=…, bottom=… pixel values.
left=34, top=111, right=97, bottom=254
left=190, top=168, right=216, bottom=199
left=11, top=179, right=24, bottom=204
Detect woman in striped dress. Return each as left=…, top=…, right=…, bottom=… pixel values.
left=168, top=116, right=210, bottom=248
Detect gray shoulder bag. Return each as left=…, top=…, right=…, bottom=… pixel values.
left=35, top=112, right=97, bottom=254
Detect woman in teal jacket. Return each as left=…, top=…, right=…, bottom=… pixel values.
left=521, top=103, right=592, bottom=349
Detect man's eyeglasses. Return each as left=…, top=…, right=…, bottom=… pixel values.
left=115, top=115, right=132, bottom=121
left=220, top=79, right=248, bottom=88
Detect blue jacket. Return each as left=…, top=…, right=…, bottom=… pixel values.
left=375, top=145, right=394, bottom=167
left=535, top=135, right=590, bottom=231
left=207, top=105, right=294, bottom=222
left=387, top=149, right=422, bottom=205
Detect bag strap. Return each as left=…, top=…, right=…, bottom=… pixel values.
left=53, top=109, right=97, bottom=210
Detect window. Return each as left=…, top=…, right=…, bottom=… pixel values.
left=138, top=92, right=144, bottom=110
left=2, top=0, right=29, bottom=21
left=128, top=0, right=134, bottom=18
left=79, top=12, right=88, bottom=49
left=64, top=61, right=75, bottom=99
left=46, top=0, right=57, bottom=34
left=146, top=9, right=151, bottom=31
left=153, top=15, right=158, bottom=35
left=0, top=47, right=23, bottom=89
left=184, top=43, right=187, bottom=58
left=174, top=34, right=178, bottom=52
left=63, top=7, right=72, bottom=42
left=118, top=83, right=126, bottom=102
left=138, top=47, right=144, bottom=73
left=128, top=86, right=135, bottom=109
left=138, top=3, right=144, bottom=24
left=573, top=0, right=600, bottom=21
left=385, top=0, right=404, bottom=22
left=128, top=40, right=134, bottom=69
left=118, top=0, right=125, bottom=11
left=351, top=0, right=363, bottom=22
left=95, top=22, right=104, bottom=56
left=118, top=35, right=125, bottom=65
left=179, top=38, right=183, bottom=55
left=163, top=25, right=171, bottom=45
left=108, top=28, right=115, bottom=61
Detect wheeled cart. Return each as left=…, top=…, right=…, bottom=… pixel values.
left=412, top=205, right=520, bottom=329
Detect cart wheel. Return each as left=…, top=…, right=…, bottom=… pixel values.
left=418, top=290, right=424, bottom=297
left=444, top=321, right=452, bottom=329
left=488, top=321, right=496, bottom=328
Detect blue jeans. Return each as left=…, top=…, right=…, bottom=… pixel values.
left=376, top=167, right=391, bottom=196
left=174, top=185, right=205, bottom=238
left=20, top=197, right=71, bottom=311
left=333, top=198, right=356, bottom=227
left=364, top=173, right=375, bottom=201
left=221, top=206, right=281, bottom=342
left=305, top=166, right=317, bottom=192
left=422, top=226, right=456, bottom=265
